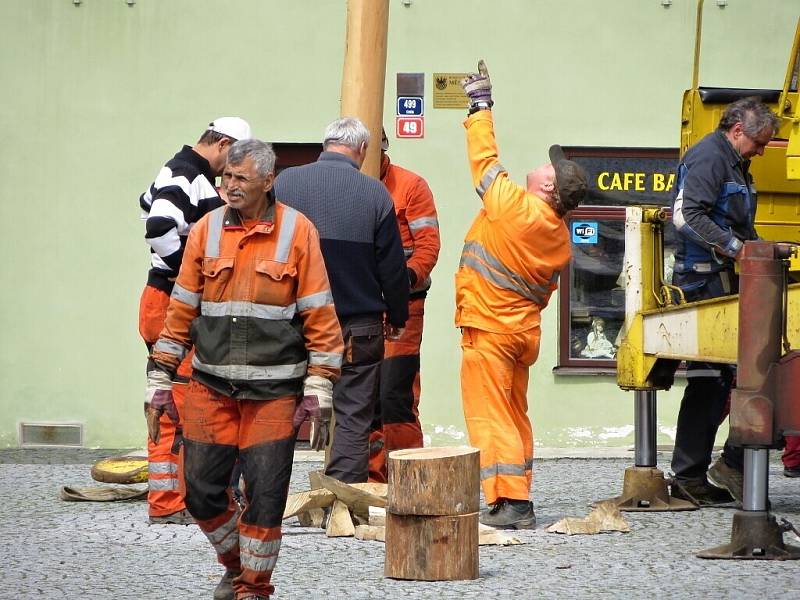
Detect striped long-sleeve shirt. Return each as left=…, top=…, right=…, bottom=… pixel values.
left=139, top=145, right=224, bottom=293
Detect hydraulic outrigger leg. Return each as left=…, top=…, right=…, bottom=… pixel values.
left=600, top=206, right=695, bottom=511
left=698, top=241, right=800, bottom=559
left=603, top=389, right=695, bottom=512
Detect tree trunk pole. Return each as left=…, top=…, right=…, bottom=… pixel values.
left=340, top=0, right=389, bottom=178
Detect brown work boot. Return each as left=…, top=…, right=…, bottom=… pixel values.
left=707, top=457, right=744, bottom=504
left=213, top=569, right=241, bottom=600
left=148, top=508, right=195, bottom=525
left=670, top=479, right=734, bottom=507
left=479, top=499, right=536, bottom=530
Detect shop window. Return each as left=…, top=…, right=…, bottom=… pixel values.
left=555, top=148, right=679, bottom=374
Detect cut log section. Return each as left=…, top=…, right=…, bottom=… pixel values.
left=312, top=471, right=387, bottom=513
left=297, top=509, right=325, bottom=528
left=354, top=524, right=386, bottom=542
left=384, top=512, right=479, bottom=580
left=326, top=500, right=356, bottom=537
left=387, top=446, right=480, bottom=516
left=90, top=455, right=149, bottom=485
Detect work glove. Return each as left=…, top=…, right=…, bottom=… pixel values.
left=145, top=369, right=178, bottom=445
left=460, top=59, right=493, bottom=112
left=293, top=375, right=333, bottom=451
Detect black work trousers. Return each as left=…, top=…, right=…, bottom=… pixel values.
left=670, top=268, right=744, bottom=483
left=670, top=363, right=743, bottom=482
left=326, top=314, right=384, bottom=483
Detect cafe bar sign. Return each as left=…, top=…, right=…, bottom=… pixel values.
left=563, top=148, right=680, bottom=207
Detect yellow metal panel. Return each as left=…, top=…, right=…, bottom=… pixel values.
left=639, top=284, right=800, bottom=366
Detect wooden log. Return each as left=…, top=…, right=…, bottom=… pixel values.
left=384, top=512, right=479, bottom=580
left=387, top=447, right=480, bottom=516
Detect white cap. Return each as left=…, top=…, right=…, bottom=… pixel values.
left=207, top=117, right=252, bottom=141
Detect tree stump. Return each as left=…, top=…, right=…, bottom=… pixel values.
left=385, top=446, right=480, bottom=581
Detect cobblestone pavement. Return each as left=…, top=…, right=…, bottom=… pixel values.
left=1, top=449, right=798, bottom=599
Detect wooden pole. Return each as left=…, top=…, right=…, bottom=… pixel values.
left=340, top=0, right=389, bottom=178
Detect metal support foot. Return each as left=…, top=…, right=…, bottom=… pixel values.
left=697, top=511, right=800, bottom=559
left=598, top=391, right=696, bottom=511
left=699, top=449, right=800, bottom=559
left=602, top=466, right=697, bottom=511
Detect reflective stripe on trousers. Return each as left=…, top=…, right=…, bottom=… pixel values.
left=146, top=380, right=187, bottom=516
left=460, top=326, right=540, bottom=505
left=182, top=380, right=296, bottom=598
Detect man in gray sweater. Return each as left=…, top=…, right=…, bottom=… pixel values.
left=274, top=117, right=409, bottom=483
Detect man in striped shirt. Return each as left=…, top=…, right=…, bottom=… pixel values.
left=138, top=117, right=251, bottom=525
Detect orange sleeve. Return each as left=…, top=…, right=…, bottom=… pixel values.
left=404, top=175, right=440, bottom=284
left=150, top=216, right=205, bottom=374
left=294, top=220, right=344, bottom=383
left=463, top=110, right=528, bottom=221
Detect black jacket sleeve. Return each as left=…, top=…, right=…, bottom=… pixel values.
left=374, top=202, right=410, bottom=327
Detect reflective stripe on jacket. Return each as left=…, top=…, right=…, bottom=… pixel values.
left=380, top=155, right=441, bottom=296
left=152, top=198, right=343, bottom=400
left=455, top=111, right=571, bottom=334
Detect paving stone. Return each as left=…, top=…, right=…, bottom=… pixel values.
left=0, top=452, right=798, bottom=599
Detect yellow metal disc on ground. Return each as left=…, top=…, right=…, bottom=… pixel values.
left=91, top=455, right=149, bottom=484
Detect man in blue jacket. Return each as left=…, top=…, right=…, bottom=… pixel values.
left=670, top=97, right=779, bottom=506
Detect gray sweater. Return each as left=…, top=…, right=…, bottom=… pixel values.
left=274, top=152, right=409, bottom=326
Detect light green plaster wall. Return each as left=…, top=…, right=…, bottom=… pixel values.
left=0, top=0, right=796, bottom=448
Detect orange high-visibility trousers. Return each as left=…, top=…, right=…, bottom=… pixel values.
left=368, top=298, right=425, bottom=483
left=460, top=325, right=540, bottom=505
left=139, top=284, right=191, bottom=517
left=181, top=381, right=297, bottom=599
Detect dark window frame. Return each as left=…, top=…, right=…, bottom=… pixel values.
left=554, top=147, right=680, bottom=375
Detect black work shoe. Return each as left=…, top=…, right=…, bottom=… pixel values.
left=670, top=480, right=735, bottom=507
left=707, top=458, right=744, bottom=503
left=213, top=569, right=240, bottom=600
left=148, top=509, right=195, bottom=525
left=479, top=499, right=536, bottom=530
left=784, top=466, right=800, bottom=478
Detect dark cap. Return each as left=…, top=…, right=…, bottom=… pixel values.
left=548, top=144, right=588, bottom=214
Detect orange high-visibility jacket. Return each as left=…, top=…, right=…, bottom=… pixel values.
left=380, top=155, right=441, bottom=295
left=455, top=111, right=571, bottom=334
left=152, top=198, right=343, bottom=399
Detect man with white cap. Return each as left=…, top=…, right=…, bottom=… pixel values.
left=138, top=116, right=251, bottom=525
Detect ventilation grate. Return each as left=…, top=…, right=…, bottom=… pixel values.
left=19, top=422, right=84, bottom=447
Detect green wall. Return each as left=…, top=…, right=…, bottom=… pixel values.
left=0, top=0, right=796, bottom=448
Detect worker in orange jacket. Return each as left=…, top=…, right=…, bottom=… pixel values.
left=148, top=139, right=343, bottom=599
left=457, top=61, right=587, bottom=529
left=368, top=129, right=441, bottom=482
